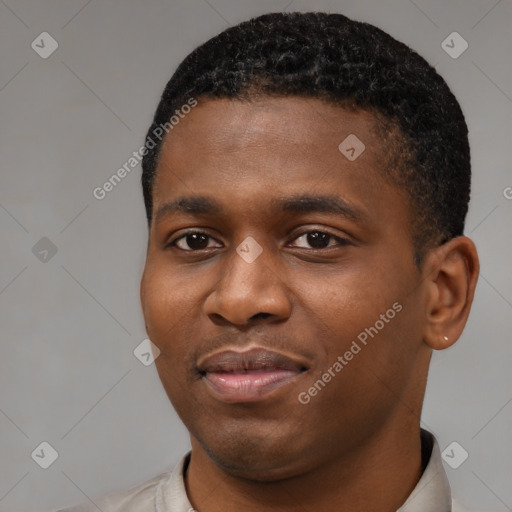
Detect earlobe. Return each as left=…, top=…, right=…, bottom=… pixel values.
left=422, top=236, right=479, bottom=350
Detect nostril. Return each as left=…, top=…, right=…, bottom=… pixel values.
left=251, top=312, right=271, bottom=321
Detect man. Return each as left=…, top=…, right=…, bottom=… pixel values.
left=60, top=11, right=479, bottom=512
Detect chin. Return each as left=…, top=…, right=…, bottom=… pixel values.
left=192, top=425, right=313, bottom=482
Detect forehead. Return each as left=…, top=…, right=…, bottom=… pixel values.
left=154, top=97, right=386, bottom=184
left=151, top=97, right=409, bottom=230
left=158, top=97, right=383, bottom=158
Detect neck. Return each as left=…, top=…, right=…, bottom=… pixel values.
left=185, top=419, right=424, bottom=512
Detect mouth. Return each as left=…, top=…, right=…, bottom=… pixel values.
left=197, top=347, right=309, bottom=403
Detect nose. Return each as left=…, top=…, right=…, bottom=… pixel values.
left=203, top=240, right=292, bottom=327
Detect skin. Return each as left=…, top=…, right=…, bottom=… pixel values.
left=140, top=97, right=479, bottom=512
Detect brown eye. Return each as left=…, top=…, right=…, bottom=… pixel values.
left=290, top=231, right=349, bottom=249
left=171, top=231, right=221, bottom=251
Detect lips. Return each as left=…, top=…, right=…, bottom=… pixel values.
left=197, top=347, right=308, bottom=403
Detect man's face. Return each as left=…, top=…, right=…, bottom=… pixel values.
left=140, top=97, right=431, bottom=480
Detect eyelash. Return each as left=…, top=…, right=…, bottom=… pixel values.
left=166, top=229, right=351, bottom=252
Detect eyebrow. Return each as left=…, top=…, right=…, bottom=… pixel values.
left=154, top=194, right=365, bottom=224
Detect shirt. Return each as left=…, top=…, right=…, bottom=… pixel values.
left=57, top=429, right=463, bottom=512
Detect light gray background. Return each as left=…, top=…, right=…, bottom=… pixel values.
left=0, top=0, right=511, bottom=511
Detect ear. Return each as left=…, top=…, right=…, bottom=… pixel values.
left=422, top=236, right=479, bottom=350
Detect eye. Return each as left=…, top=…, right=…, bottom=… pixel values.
left=169, top=231, right=222, bottom=251
left=289, top=230, right=350, bottom=250
left=167, top=229, right=351, bottom=252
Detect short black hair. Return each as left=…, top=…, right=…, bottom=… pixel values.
left=141, top=11, right=470, bottom=264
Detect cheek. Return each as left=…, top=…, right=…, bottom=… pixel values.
left=337, top=299, right=422, bottom=407
left=140, top=263, right=200, bottom=350
left=298, top=264, right=416, bottom=393
left=301, top=266, right=401, bottom=336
